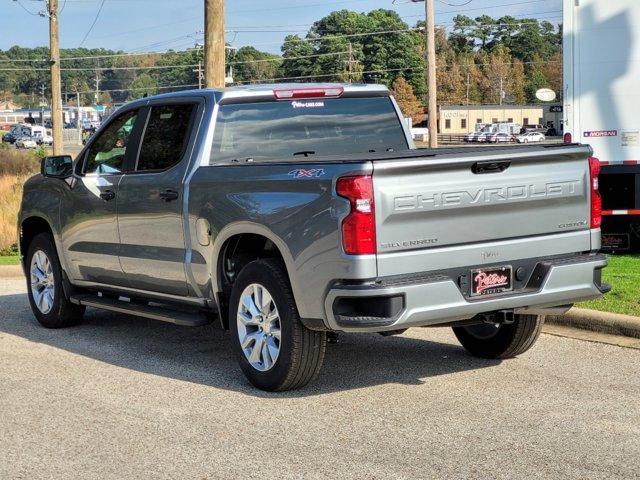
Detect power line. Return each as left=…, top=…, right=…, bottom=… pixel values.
left=78, top=0, right=107, bottom=47
left=0, top=57, right=561, bottom=73
left=13, top=0, right=42, bottom=16
left=230, top=51, right=349, bottom=65
left=72, top=82, right=200, bottom=95
left=0, top=51, right=354, bottom=71
left=437, top=0, right=474, bottom=6
left=91, top=16, right=200, bottom=40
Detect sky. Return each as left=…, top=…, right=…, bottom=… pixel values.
left=1, top=0, right=562, bottom=55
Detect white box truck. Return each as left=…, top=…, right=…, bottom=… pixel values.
left=564, top=0, right=640, bottom=250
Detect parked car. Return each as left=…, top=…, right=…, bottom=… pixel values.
left=3, top=124, right=24, bottom=144
left=488, top=132, right=515, bottom=143
left=464, top=131, right=480, bottom=142
left=475, top=131, right=493, bottom=142
left=2, top=131, right=17, bottom=143
left=35, top=132, right=53, bottom=145
left=517, top=132, right=546, bottom=143
left=19, top=84, right=609, bottom=391
left=521, top=124, right=546, bottom=134
left=15, top=136, right=38, bottom=149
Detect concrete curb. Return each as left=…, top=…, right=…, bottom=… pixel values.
left=546, top=307, right=640, bottom=340
left=0, top=265, right=23, bottom=278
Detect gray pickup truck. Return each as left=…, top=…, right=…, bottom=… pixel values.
left=19, top=84, right=608, bottom=391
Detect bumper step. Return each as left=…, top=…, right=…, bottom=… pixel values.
left=70, top=294, right=213, bottom=327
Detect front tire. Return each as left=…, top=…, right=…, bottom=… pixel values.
left=26, top=233, right=85, bottom=328
left=453, top=314, right=544, bottom=359
left=229, top=259, right=326, bottom=391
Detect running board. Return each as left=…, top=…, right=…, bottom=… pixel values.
left=70, top=294, right=213, bottom=327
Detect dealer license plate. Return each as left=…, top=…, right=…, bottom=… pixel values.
left=470, top=265, right=513, bottom=297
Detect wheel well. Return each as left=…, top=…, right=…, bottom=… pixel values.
left=217, top=233, right=286, bottom=328
left=20, top=217, right=53, bottom=267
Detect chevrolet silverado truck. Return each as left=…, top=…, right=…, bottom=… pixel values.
left=19, top=84, right=609, bottom=391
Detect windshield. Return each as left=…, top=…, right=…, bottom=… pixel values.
left=210, top=96, right=409, bottom=163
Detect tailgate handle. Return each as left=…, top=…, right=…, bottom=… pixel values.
left=472, top=161, right=511, bottom=174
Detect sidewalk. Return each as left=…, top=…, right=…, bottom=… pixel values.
left=0, top=265, right=23, bottom=278
left=546, top=307, right=640, bottom=339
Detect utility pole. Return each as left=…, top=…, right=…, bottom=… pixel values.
left=193, top=61, right=204, bottom=89
left=94, top=69, right=100, bottom=105
left=344, top=42, right=356, bottom=83
left=424, top=0, right=438, bottom=148
left=204, top=0, right=225, bottom=88
left=39, top=84, right=46, bottom=126
left=499, top=76, right=504, bottom=105
left=465, top=71, right=470, bottom=106
left=48, top=0, right=63, bottom=155
left=75, top=88, right=82, bottom=146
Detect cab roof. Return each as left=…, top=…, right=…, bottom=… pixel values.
left=129, top=83, right=390, bottom=106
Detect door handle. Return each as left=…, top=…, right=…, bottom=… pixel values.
left=100, top=189, right=116, bottom=201
left=159, top=189, right=179, bottom=202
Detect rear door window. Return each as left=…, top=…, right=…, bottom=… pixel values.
left=210, top=97, right=409, bottom=164
left=136, top=103, right=196, bottom=172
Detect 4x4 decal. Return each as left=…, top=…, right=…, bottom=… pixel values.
left=288, top=168, right=325, bottom=178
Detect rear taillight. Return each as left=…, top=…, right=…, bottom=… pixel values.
left=589, top=156, right=602, bottom=229
left=564, top=132, right=572, bottom=144
left=336, top=175, right=376, bottom=255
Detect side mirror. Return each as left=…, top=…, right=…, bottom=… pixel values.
left=41, top=155, right=73, bottom=179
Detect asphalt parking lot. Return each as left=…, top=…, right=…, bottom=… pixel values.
left=1, top=277, right=639, bottom=479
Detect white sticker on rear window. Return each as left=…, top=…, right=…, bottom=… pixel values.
left=292, top=101, right=324, bottom=109
left=622, top=130, right=639, bottom=147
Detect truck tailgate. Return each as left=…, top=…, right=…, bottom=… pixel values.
left=373, top=145, right=593, bottom=276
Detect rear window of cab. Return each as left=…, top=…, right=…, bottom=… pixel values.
left=210, top=96, right=409, bottom=164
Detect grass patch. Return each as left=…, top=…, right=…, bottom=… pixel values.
left=0, top=150, right=40, bottom=251
left=0, top=255, right=20, bottom=266
left=579, top=255, right=640, bottom=317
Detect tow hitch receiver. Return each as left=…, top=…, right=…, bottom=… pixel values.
left=482, top=310, right=515, bottom=325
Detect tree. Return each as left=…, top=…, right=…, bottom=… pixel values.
left=449, top=15, right=476, bottom=54
left=391, top=76, right=424, bottom=124
left=129, top=74, right=157, bottom=98
left=281, top=35, right=318, bottom=81
left=525, top=71, right=549, bottom=103
left=481, top=45, right=512, bottom=104
left=229, top=46, right=282, bottom=84
left=539, top=51, right=562, bottom=100
left=510, top=59, right=526, bottom=104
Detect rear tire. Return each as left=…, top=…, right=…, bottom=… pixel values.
left=229, top=258, right=326, bottom=391
left=453, top=314, right=544, bottom=359
left=26, top=233, right=85, bottom=328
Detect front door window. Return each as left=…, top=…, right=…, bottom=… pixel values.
left=84, top=110, right=138, bottom=175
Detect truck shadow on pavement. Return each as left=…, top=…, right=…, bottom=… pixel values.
left=0, top=292, right=501, bottom=397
